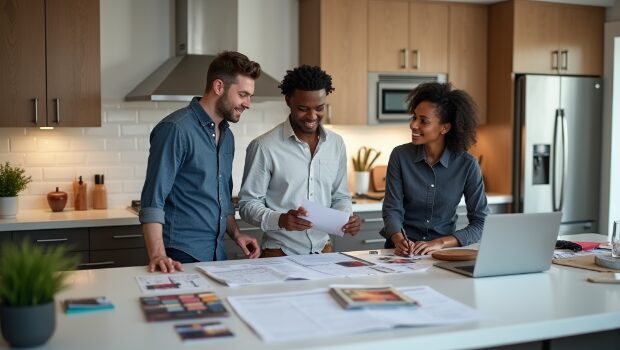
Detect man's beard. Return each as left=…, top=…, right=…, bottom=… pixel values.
left=215, top=95, right=241, bottom=123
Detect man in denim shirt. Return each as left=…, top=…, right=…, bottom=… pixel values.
left=140, top=51, right=261, bottom=272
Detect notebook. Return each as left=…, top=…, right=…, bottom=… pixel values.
left=434, top=212, right=562, bottom=278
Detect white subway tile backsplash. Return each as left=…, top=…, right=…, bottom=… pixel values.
left=120, top=151, right=148, bottom=163
left=18, top=195, right=48, bottom=210
left=23, top=167, right=43, bottom=181
left=104, top=181, right=124, bottom=193
left=37, top=138, right=70, bottom=152
left=105, top=138, right=136, bottom=151
left=70, top=138, right=105, bottom=151
left=43, top=167, right=76, bottom=181
left=121, top=124, right=150, bottom=136
left=25, top=128, right=84, bottom=137
left=1, top=153, right=25, bottom=166
left=56, top=152, right=86, bottom=165
left=134, top=164, right=147, bottom=178
left=86, top=124, right=121, bottom=137
left=123, top=179, right=145, bottom=193
left=107, top=166, right=134, bottom=179
left=25, top=153, right=56, bottom=166
left=0, top=137, right=10, bottom=152
left=86, top=152, right=120, bottom=164
left=10, top=137, right=38, bottom=152
left=106, top=109, right=138, bottom=123
left=137, top=137, right=150, bottom=150
left=139, top=109, right=168, bottom=123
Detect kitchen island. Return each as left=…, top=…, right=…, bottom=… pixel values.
left=3, top=235, right=617, bottom=350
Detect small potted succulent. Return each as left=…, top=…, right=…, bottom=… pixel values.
left=351, top=146, right=381, bottom=195
left=0, top=241, right=77, bottom=347
left=0, top=162, right=32, bottom=219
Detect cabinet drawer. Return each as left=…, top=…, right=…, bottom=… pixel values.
left=88, top=248, right=148, bottom=269
left=90, top=226, right=144, bottom=250
left=334, top=230, right=386, bottom=253
left=13, top=228, right=89, bottom=251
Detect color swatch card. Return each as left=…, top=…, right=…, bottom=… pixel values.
left=140, top=292, right=228, bottom=322
left=175, top=321, right=234, bottom=342
left=63, top=296, right=114, bottom=315
left=135, top=273, right=212, bottom=295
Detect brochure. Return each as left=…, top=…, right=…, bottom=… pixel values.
left=329, top=286, right=419, bottom=309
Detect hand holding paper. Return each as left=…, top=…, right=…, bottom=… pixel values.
left=300, top=199, right=349, bottom=237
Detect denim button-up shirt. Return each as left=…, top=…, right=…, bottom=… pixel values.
left=381, top=143, right=488, bottom=246
left=140, top=97, right=235, bottom=261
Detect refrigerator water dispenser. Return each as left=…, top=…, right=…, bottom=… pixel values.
left=532, top=144, right=550, bottom=185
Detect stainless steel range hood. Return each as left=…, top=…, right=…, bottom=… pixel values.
left=125, top=0, right=281, bottom=102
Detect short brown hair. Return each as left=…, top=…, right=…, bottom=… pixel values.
left=205, top=51, right=261, bottom=92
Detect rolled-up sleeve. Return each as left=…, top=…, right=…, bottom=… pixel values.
left=453, top=161, right=488, bottom=246
left=238, top=140, right=281, bottom=232
left=139, top=122, right=184, bottom=225
left=381, top=150, right=405, bottom=240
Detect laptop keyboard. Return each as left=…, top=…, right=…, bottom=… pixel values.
left=455, top=265, right=475, bottom=273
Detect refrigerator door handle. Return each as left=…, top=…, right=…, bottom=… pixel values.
left=559, top=109, right=568, bottom=211
left=552, top=109, right=567, bottom=211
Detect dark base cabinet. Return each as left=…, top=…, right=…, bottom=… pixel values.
left=5, top=226, right=147, bottom=270
left=331, top=211, right=385, bottom=252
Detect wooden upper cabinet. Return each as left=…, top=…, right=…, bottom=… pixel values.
left=0, top=0, right=101, bottom=128
left=299, top=0, right=368, bottom=125
left=513, top=0, right=603, bottom=75
left=0, top=0, right=47, bottom=127
left=368, top=0, right=448, bottom=73
left=448, top=4, right=488, bottom=124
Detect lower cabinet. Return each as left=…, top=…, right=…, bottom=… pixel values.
left=332, top=211, right=385, bottom=252
left=455, top=203, right=510, bottom=230
left=7, top=225, right=148, bottom=269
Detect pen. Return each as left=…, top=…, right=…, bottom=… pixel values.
left=400, top=227, right=413, bottom=256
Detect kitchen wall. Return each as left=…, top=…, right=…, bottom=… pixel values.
left=0, top=0, right=410, bottom=211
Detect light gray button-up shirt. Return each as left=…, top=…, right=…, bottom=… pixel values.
left=238, top=119, right=352, bottom=255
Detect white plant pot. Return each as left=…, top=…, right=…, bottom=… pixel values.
left=353, top=171, right=370, bottom=195
left=0, top=196, right=18, bottom=219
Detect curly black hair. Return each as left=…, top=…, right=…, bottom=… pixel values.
left=278, top=65, right=335, bottom=97
left=406, top=82, right=479, bottom=153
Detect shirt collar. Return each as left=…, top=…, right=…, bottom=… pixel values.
left=282, top=116, right=326, bottom=142
left=413, top=144, right=452, bottom=167
left=190, top=97, right=229, bottom=130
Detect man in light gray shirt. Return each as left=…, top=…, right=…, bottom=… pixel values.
left=238, top=65, right=361, bottom=257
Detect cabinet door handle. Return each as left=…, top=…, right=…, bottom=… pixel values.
left=54, top=98, right=61, bottom=124
left=78, top=261, right=115, bottom=267
left=401, top=48, right=408, bottom=69
left=560, top=50, right=568, bottom=70
left=551, top=50, right=559, bottom=70
left=112, top=234, right=143, bottom=239
left=36, top=238, right=68, bottom=243
left=362, top=218, right=383, bottom=223
left=412, top=49, right=420, bottom=69
left=363, top=239, right=385, bottom=244
left=33, top=98, right=39, bottom=125
left=239, top=227, right=258, bottom=232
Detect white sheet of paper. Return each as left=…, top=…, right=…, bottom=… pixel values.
left=197, top=261, right=332, bottom=287
left=301, top=199, right=349, bottom=236
left=134, top=273, right=212, bottom=295
left=227, top=285, right=486, bottom=342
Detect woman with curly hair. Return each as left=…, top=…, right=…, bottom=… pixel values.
left=380, top=82, right=489, bottom=256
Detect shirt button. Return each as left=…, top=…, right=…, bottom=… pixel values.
left=430, top=184, right=435, bottom=188
left=212, top=133, right=215, bottom=137
left=210, top=123, right=214, bottom=127
left=426, top=220, right=430, bottom=223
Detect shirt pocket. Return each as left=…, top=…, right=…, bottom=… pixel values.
left=319, top=159, right=340, bottom=185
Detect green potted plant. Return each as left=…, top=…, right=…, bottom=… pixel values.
left=351, top=147, right=381, bottom=195
left=0, top=241, right=76, bottom=347
left=0, top=162, right=32, bottom=219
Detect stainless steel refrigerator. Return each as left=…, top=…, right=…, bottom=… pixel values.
left=513, top=75, right=602, bottom=234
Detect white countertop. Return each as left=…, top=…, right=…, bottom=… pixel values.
left=14, top=234, right=618, bottom=350
left=0, top=193, right=512, bottom=232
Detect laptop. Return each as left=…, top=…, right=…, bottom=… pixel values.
left=434, top=212, right=562, bottom=278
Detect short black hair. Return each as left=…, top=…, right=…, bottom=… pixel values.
left=205, top=51, right=261, bottom=92
left=278, top=65, right=335, bottom=97
left=407, top=82, right=479, bottom=153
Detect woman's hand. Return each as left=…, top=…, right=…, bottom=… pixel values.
left=391, top=233, right=414, bottom=256
left=410, top=239, right=445, bottom=255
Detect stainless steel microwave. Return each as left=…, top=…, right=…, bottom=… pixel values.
left=368, top=72, right=446, bottom=124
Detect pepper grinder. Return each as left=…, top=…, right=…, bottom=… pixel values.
left=92, top=174, right=107, bottom=209
left=73, top=176, right=88, bottom=211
